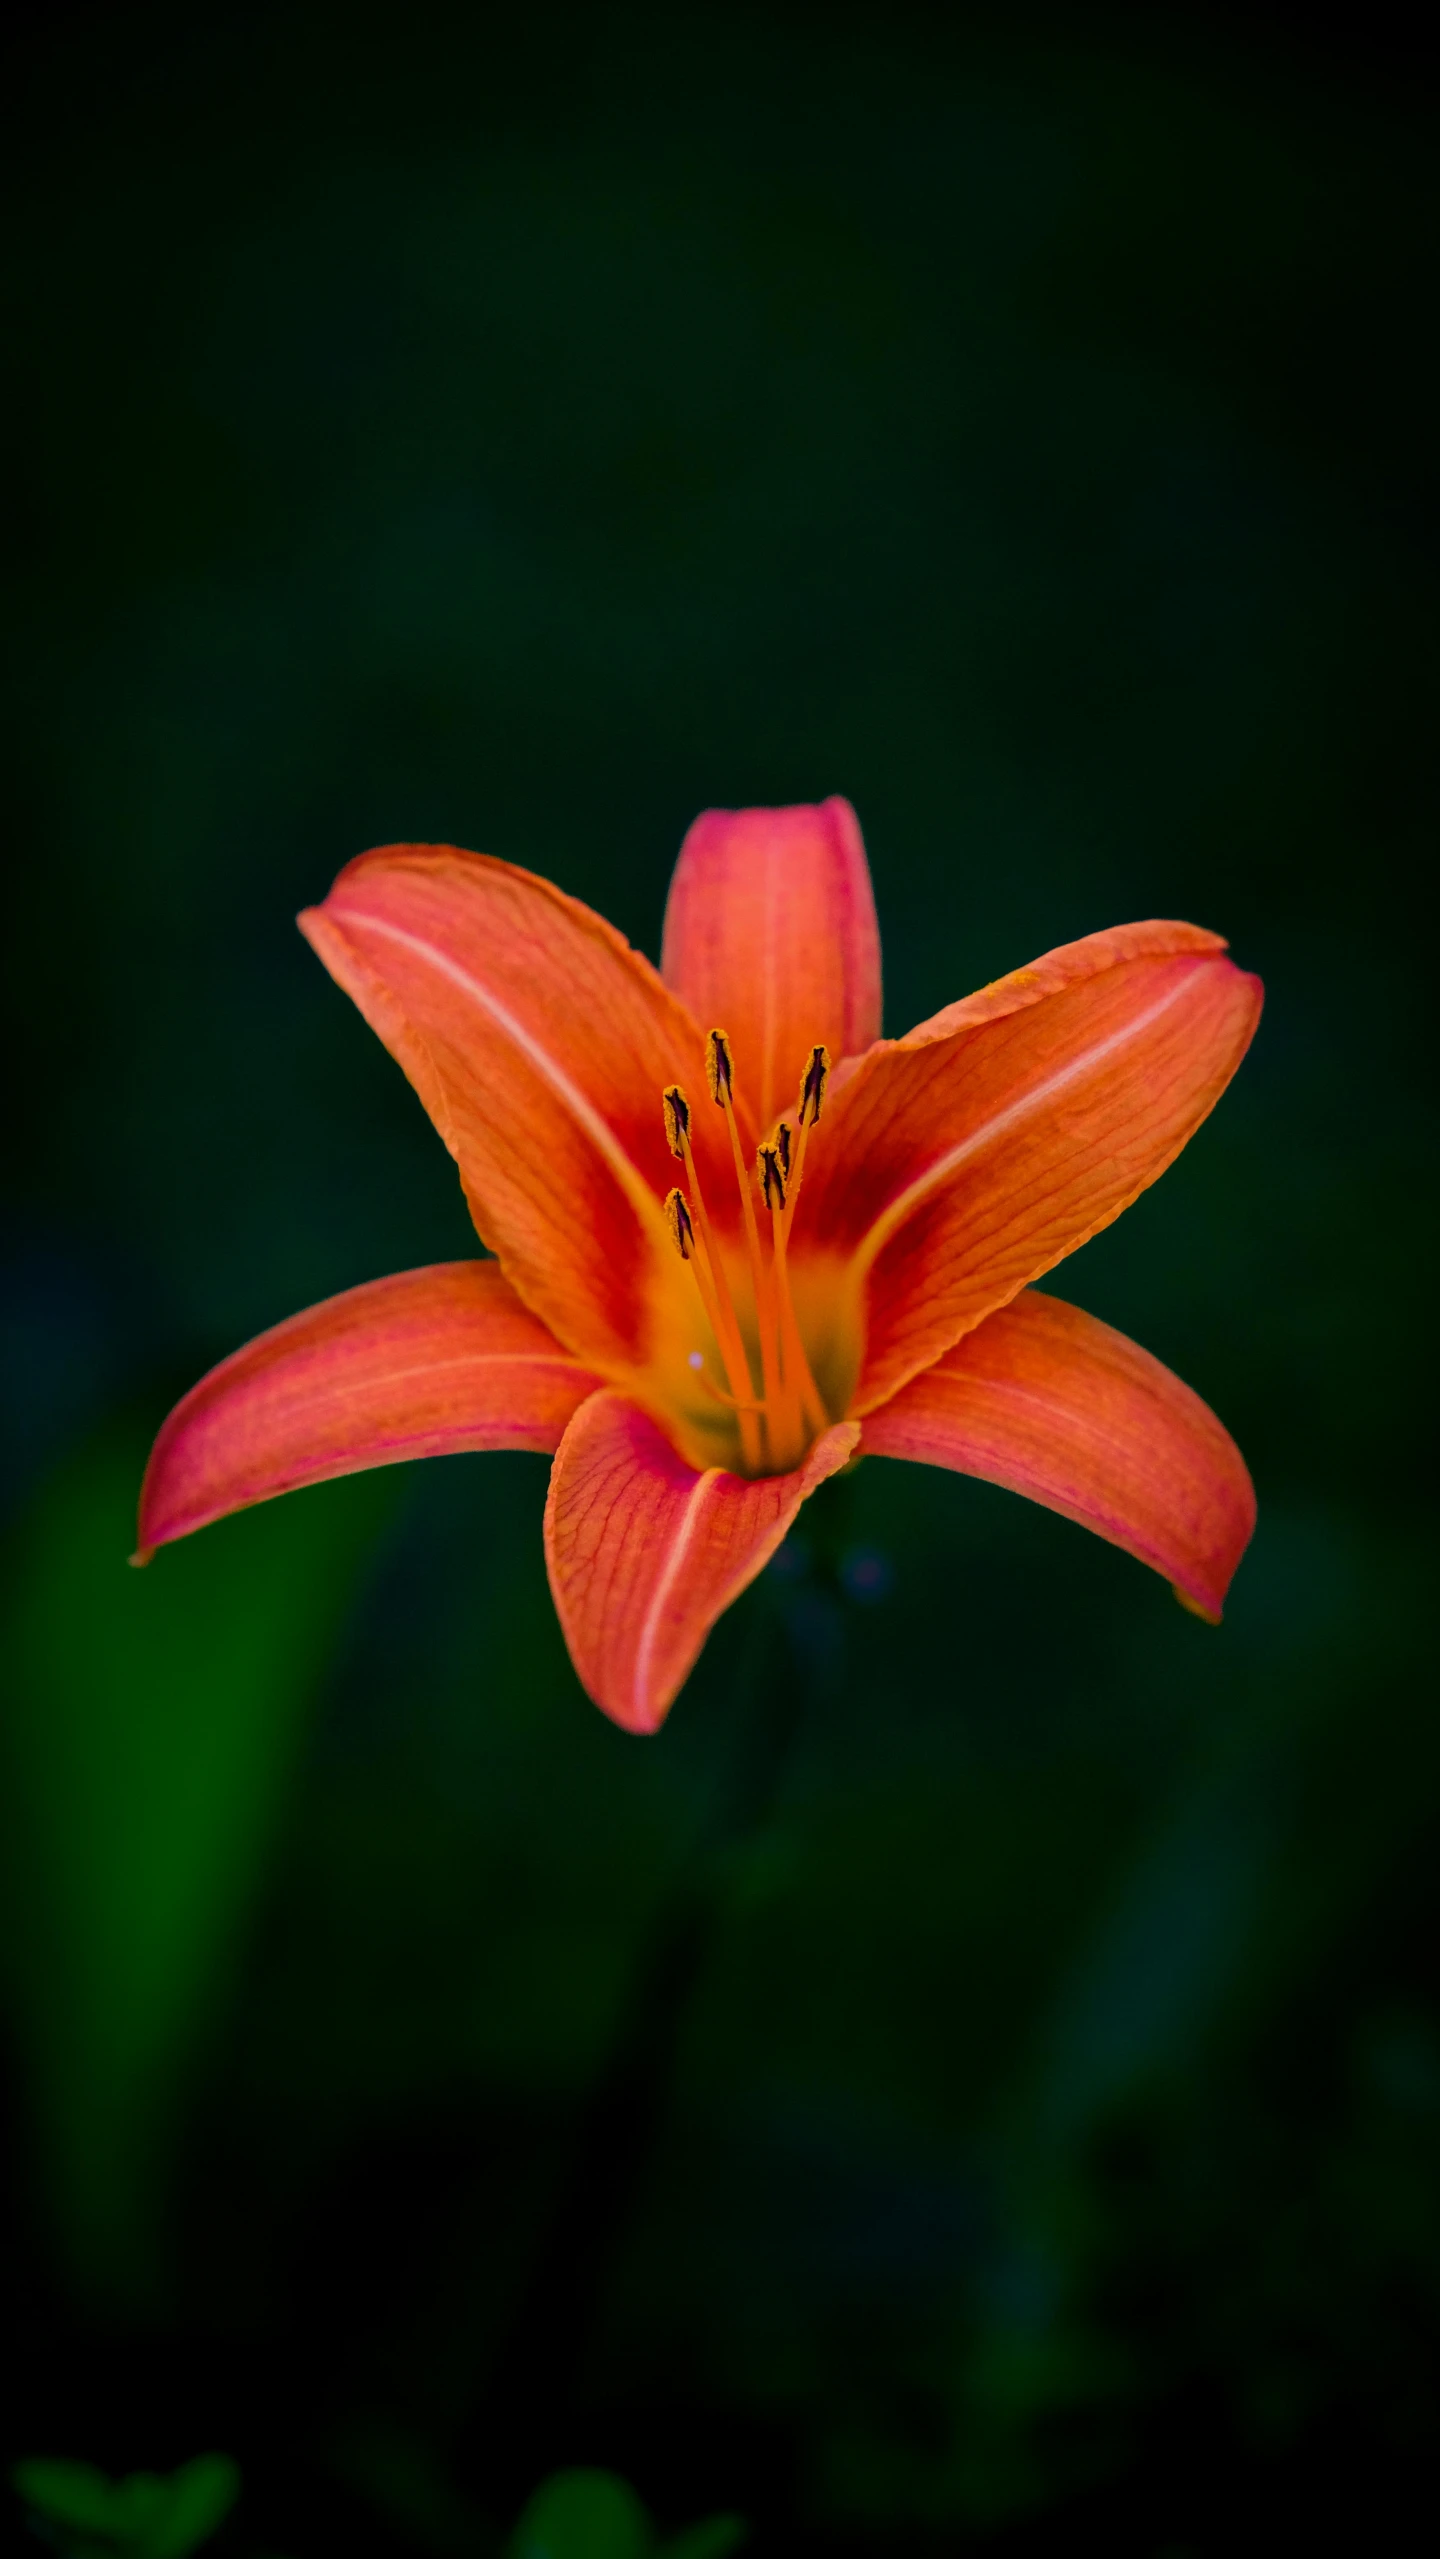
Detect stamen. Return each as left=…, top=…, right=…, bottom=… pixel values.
left=662, top=1085, right=691, bottom=1159
left=757, top=1143, right=786, bottom=1215
left=661, top=1092, right=762, bottom=1470
left=763, top=1136, right=829, bottom=1448
left=798, top=1043, right=829, bottom=1127
left=663, top=1100, right=744, bottom=1351
left=660, top=1038, right=832, bottom=1474
left=707, top=1025, right=783, bottom=1455
left=691, top=1365, right=765, bottom=1416
left=778, top=1045, right=830, bottom=1233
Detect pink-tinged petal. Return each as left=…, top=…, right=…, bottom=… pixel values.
left=544, top=1391, right=860, bottom=1732
left=803, top=923, right=1261, bottom=1413
left=138, top=1262, right=598, bottom=1554
left=299, top=846, right=737, bottom=1397
left=661, top=799, right=882, bottom=1127
left=861, top=1288, right=1255, bottom=1619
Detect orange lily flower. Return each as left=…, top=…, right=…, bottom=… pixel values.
left=138, top=801, right=1261, bottom=1731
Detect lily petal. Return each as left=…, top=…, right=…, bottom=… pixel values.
left=661, top=799, right=882, bottom=1127
left=894, top=918, right=1230, bottom=1047
left=544, top=1390, right=860, bottom=1732
left=861, top=1288, right=1255, bottom=1619
left=300, top=847, right=735, bottom=1392
left=804, top=924, right=1261, bottom=1412
left=138, top=1261, right=597, bottom=1554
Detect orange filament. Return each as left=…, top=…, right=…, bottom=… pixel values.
left=690, top=1366, right=766, bottom=1416
left=662, top=1037, right=831, bottom=1475
left=759, top=1138, right=829, bottom=1447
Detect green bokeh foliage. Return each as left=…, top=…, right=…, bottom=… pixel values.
left=508, top=2467, right=746, bottom=2559
left=0, top=1436, right=393, bottom=2295
left=14, top=2453, right=240, bottom=2559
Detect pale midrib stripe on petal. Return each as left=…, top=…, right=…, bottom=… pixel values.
left=852, top=972, right=1200, bottom=1273
left=342, top=911, right=667, bottom=1231
left=912, top=1371, right=1173, bottom=1452
left=631, top=1466, right=721, bottom=1724
left=229, top=1351, right=588, bottom=1425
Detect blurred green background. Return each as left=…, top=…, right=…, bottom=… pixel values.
left=3, top=4, right=1437, bottom=2549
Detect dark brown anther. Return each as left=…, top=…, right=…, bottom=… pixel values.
left=757, top=1144, right=786, bottom=1214
left=775, top=1120, right=793, bottom=1182
left=798, top=1043, right=830, bottom=1126
left=662, top=1086, right=691, bottom=1159
left=664, top=1188, right=696, bottom=1259
left=706, top=1028, right=734, bottom=1106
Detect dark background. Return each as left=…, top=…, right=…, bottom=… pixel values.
left=3, top=4, right=1437, bottom=2549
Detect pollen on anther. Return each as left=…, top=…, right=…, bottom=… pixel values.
left=662, top=1085, right=691, bottom=1159
left=799, top=1044, right=830, bottom=1126
left=705, top=1029, right=734, bottom=1106
left=757, top=1144, right=786, bottom=1214
left=776, top=1121, right=793, bottom=1182
left=665, top=1187, right=696, bottom=1259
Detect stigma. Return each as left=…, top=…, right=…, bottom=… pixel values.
left=662, top=1032, right=831, bottom=1475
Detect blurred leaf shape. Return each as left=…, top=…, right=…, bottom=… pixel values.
left=12, top=2453, right=239, bottom=2557
left=0, top=1425, right=393, bottom=2301
left=659, top=2522, right=748, bottom=2559
left=508, top=2469, right=747, bottom=2559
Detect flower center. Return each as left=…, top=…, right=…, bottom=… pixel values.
left=661, top=1030, right=830, bottom=1476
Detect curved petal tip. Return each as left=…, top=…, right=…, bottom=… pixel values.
left=545, top=1391, right=860, bottom=1732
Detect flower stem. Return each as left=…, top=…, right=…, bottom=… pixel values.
left=476, top=1589, right=814, bottom=2474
